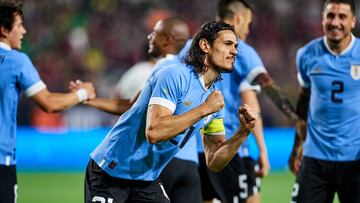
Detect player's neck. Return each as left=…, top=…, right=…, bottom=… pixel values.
left=202, top=66, right=219, bottom=89
left=326, top=34, right=353, bottom=54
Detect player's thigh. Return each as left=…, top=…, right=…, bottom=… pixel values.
left=337, top=159, right=360, bottom=203
left=207, top=156, right=257, bottom=203
left=84, top=159, right=128, bottom=203
left=170, top=160, right=202, bottom=203
left=198, top=153, right=219, bottom=201
left=291, top=157, right=335, bottom=203
left=129, top=179, right=170, bottom=203
left=0, top=165, right=18, bottom=203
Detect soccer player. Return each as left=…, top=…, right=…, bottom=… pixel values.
left=289, top=0, right=360, bottom=202
left=78, top=18, right=189, bottom=115
left=73, top=18, right=203, bottom=203
left=0, top=2, right=95, bottom=203
left=84, top=21, right=258, bottom=203
left=198, top=1, right=303, bottom=202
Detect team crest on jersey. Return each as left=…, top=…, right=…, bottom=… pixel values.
left=350, top=65, right=360, bottom=80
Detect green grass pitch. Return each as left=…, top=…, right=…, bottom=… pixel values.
left=17, top=171, right=340, bottom=203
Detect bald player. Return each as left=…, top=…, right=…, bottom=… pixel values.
left=74, top=18, right=189, bottom=114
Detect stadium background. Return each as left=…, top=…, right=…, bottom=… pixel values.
left=15, top=0, right=359, bottom=202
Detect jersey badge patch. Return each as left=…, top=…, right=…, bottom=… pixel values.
left=350, top=65, right=360, bottom=80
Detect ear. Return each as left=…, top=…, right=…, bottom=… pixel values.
left=199, top=38, right=210, bottom=53
left=235, top=13, right=243, bottom=26
left=0, top=26, right=9, bottom=38
left=351, top=16, right=356, bottom=29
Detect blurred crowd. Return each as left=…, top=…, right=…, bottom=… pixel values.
left=17, top=0, right=360, bottom=129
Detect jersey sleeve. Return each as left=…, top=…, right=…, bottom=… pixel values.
left=235, top=42, right=267, bottom=84
left=296, top=47, right=311, bottom=88
left=17, top=53, right=46, bottom=97
left=148, top=65, right=184, bottom=113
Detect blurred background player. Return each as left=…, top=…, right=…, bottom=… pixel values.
left=198, top=0, right=306, bottom=202
left=0, top=1, right=95, bottom=203
left=84, top=21, right=258, bottom=203
left=289, top=0, right=360, bottom=202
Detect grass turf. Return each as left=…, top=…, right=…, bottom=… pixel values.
left=18, top=171, right=339, bottom=203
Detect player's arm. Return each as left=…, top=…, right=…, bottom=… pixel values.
left=31, top=82, right=95, bottom=113
left=253, top=73, right=306, bottom=133
left=202, top=105, right=258, bottom=172
left=289, top=87, right=310, bottom=175
left=241, top=90, right=270, bottom=177
left=145, top=90, right=224, bottom=144
left=85, top=98, right=132, bottom=115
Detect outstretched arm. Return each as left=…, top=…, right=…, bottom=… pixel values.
left=203, top=104, right=258, bottom=172
left=31, top=82, right=95, bottom=113
left=288, top=87, right=310, bottom=175
left=241, top=90, right=269, bottom=177
left=85, top=98, right=132, bottom=115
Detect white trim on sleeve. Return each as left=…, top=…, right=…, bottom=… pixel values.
left=239, top=80, right=261, bottom=93
left=246, top=66, right=267, bottom=84
left=24, top=81, right=47, bottom=97
left=149, top=97, right=176, bottom=113
left=205, top=132, right=225, bottom=136
left=297, top=73, right=310, bottom=88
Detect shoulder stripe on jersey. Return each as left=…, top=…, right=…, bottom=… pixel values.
left=149, top=97, right=176, bottom=113
left=239, top=80, right=261, bottom=93
left=246, top=66, right=267, bottom=84
left=25, top=81, right=46, bottom=97
left=297, top=73, right=310, bottom=88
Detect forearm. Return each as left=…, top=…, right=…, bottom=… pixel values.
left=262, top=83, right=299, bottom=123
left=35, top=91, right=80, bottom=113
left=86, top=98, right=132, bottom=115
left=146, top=104, right=209, bottom=143
left=206, top=127, right=251, bottom=172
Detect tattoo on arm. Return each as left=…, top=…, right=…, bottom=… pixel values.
left=263, top=83, right=299, bottom=123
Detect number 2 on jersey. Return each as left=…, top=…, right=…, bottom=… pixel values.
left=331, top=81, right=343, bottom=103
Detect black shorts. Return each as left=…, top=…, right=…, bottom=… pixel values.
left=0, top=165, right=18, bottom=203
left=198, top=153, right=260, bottom=203
left=291, top=157, right=360, bottom=203
left=159, top=158, right=202, bottom=203
left=84, top=159, right=170, bottom=203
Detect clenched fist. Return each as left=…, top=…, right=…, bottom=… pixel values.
left=203, top=90, right=224, bottom=115
left=238, top=104, right=258, bottom=131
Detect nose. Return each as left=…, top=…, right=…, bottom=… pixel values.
left=231, top=45, right=238, bottom=55
left=330, top=16, right=340, bottom=27
left=147, top=32, right=154, bottom=40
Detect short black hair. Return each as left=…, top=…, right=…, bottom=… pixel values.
left=323, top=0, right=356, bottom=14
left=185, top=21, right=236, bottom=74
left=217, top=0, right=253, bottom=20
left=0, top=1, right=23, bottom=31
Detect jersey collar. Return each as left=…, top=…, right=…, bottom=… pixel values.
left=0, top=42, right=11, bottom=51
left=323, top=33, right=355, bottom=56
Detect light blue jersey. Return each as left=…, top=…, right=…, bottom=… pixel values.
left=296, top=35, right=360, bottom=161
left=153, top=51, right=199, bottom=164
left=91, top=61, right=224, bottom=181
left=0, top=42, right=46, bottom=166
left=197, top=40, right=266, bottom=157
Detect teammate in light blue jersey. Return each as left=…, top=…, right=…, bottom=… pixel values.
left=0, top=2, right=95, bottom=203
left=84, top=21, right=258, bottom=203
left=290, top=0, right=360, bottom=202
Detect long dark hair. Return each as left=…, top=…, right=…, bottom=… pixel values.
left=0, top=1, right=23, bottom=32
left=184, top=21, right=236, bottom=74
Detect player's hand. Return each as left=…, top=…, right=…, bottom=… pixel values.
left=69, top=80, right=96, bottom=100
left=238, top=104, right=258, bottom=131
left=288, top=143, right=303, bottom=175
left=256, top=151, right=270, bottom=177
left=202, top=90, right=224, bottom=114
